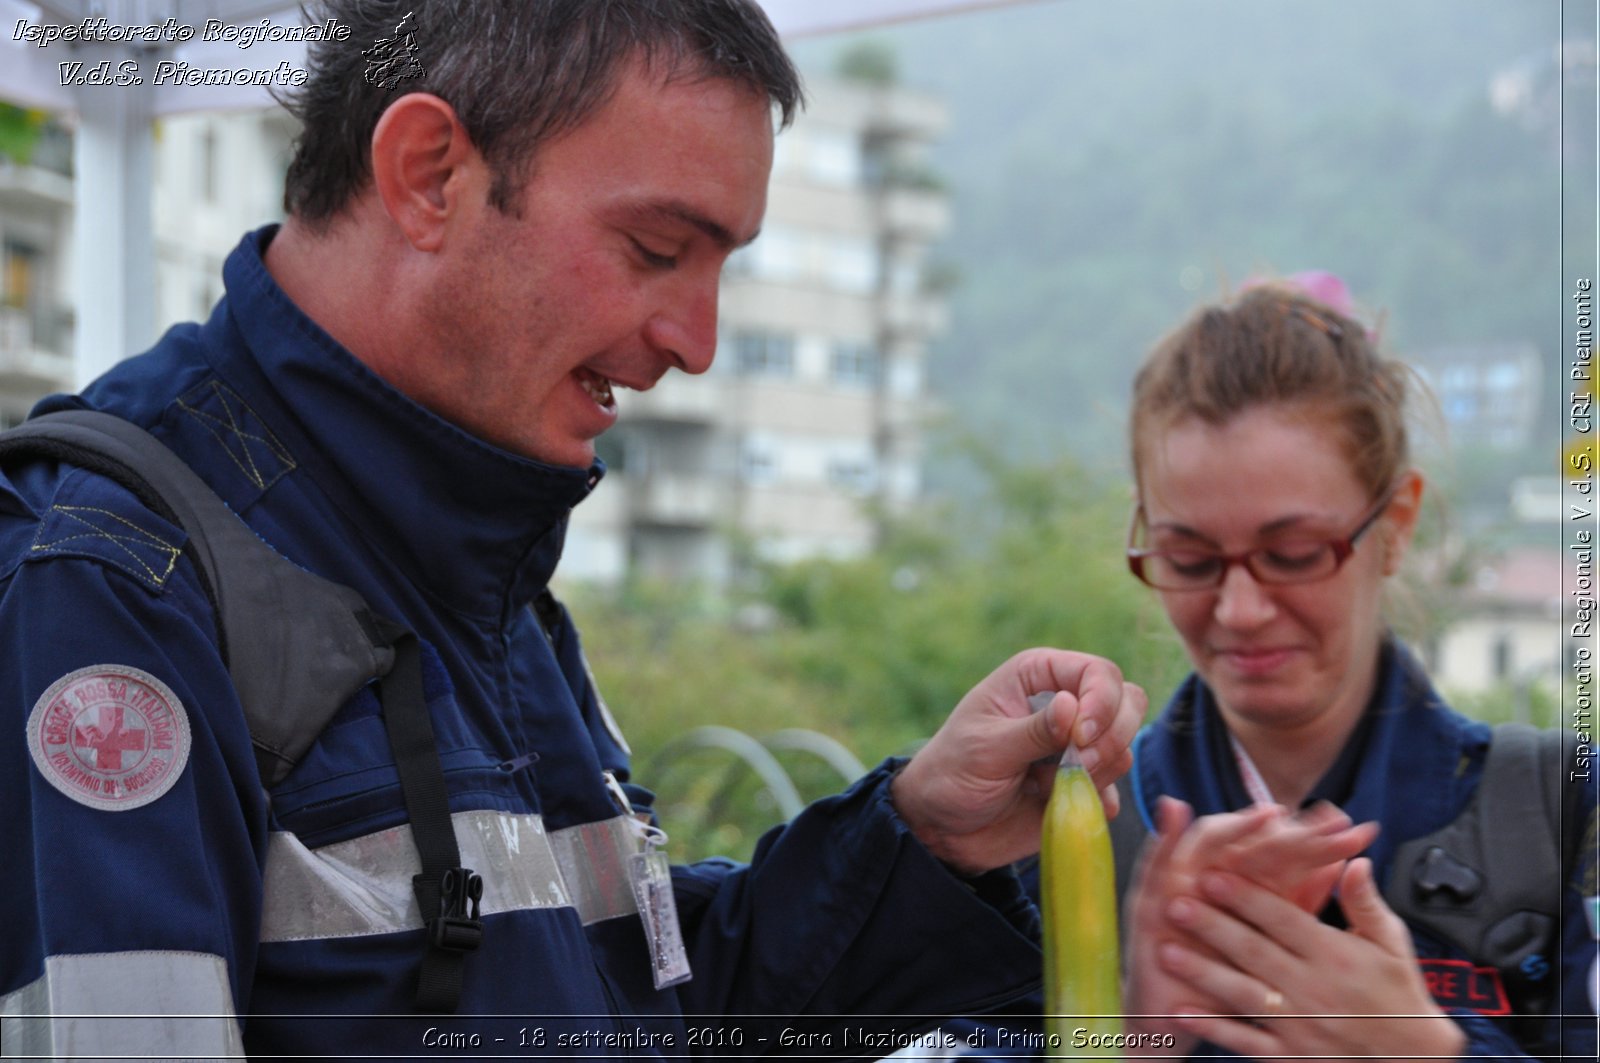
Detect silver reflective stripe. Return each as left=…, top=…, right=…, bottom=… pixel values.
left=0, top=951, right=242, bottom=1060
left=260, top=809, right=640, bottom=943
left=548, top=813, right=641, bottom=924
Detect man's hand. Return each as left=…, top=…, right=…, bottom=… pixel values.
left=889, top=648, right=1144, bottom=876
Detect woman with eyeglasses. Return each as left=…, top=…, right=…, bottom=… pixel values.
left=1111, top=276, right=1594, bottom=1061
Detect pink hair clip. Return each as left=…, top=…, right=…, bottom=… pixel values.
left=1240, top=270, right=1376, bottom=341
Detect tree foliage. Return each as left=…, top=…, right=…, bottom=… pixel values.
left=834, top=40, right=899, bottom=88
left=0, top=104, right=47, bottom=164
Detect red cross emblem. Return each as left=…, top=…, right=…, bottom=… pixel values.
left=27, top=665, right=191, bottom=812
left=74, top=706, right=148, bottom=771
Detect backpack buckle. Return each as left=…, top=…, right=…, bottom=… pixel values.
left=428, top=867, right=484, bottom=952
left=1414, top=846, right=1482, bottom=904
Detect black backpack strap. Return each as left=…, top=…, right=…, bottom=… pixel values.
left=1384, top=722, right=1570, bottom=1025
left=1101, top=772, right=1151, bottom=957
left=369, top=615, right=483, bottom=1013
left=0, top=410, right=482, bottom=1012
left=0, top=410, right=390, bottom=786
left=1106, top=772, right=1149, bottom=931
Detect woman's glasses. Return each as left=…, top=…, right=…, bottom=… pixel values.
left=1126, top=486, right=1399, bottom=592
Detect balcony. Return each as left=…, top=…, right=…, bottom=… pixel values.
left=0, top=305, right=73, bottom=392
left=862, top=87, right=948, bottom=141
left=880, top=292, right=949, bottom=338
left=878, top=392, right=938, bottom=436
left=628, top=472, right=723, bottom=527
left=879, top=186, right=949, bottom=241
left=0, top=158, right=73, bottom=213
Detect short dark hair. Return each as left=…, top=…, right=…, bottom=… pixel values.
left=280, top=0, right=803, bottom=225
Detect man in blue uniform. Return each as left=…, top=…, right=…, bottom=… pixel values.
left=0, top=1, right=1147, bottom=1057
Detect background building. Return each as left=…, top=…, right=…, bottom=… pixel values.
left=0, top=115, right=72, bottom=429
left=1411, top=341, right=1543, bottom=454
left=1424, top=546, right=1565, bottom=716
left=150, top=109, right=296, bottom=330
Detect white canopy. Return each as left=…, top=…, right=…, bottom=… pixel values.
left=0, top=0, right=1036, bottom=384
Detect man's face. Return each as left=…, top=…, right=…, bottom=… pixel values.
left=415, top=60, right=775, bottom=468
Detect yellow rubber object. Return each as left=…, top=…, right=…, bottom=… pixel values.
left=1041, top=756, right=1123, bottom=1051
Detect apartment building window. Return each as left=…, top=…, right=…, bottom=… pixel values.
left=594, top=431, right=627, bottom=473
left=740, top=442, right=779, bottom=485
left=887, top=258, right=921, bottom=298
left=740, top=226, right=801, bottom=286
left=772, top=126, right=862, bottom=187
left=734, top=330, right=795, bottom=378
left=1486, top=362, right=1523, bottom=391
left=1492, top=635, right=1512, bottom=682
left=1483, top=363, right=1526, bottom=420
left=1438, top=367, right=1475, bottom=423
left=888, top=355, right=923, bottom=400
left=200, top=125, right=220, bottom=202
left=826, top=238, right=878, bottom=294
left=805, top=128, right=862, bottom=187
left=732, top=225, right=879, bottom=296
left=831, top=342, right=879, bottom=388
left=3, top=239, right=38, bottom=310
left=723, top=244, right=755, bottom=278
left=827, top=458, right=877, bottom=494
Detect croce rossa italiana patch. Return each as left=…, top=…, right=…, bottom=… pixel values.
left=27, top=664, right=192, bottom=811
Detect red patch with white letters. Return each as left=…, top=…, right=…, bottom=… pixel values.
left=1417, top=958, right=1510, bottom=1015
left=27, top=665, right=191, bottom=811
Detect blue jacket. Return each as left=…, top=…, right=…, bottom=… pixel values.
left=1124, top=642, right=1598, bottom=1061
left=0, top=227, right=1041, bottom=1058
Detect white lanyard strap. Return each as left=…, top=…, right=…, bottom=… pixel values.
left=1228, top=733, right=1277, bottom=806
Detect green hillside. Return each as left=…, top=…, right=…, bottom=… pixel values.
left=792, top=0, right=1582, bottom=485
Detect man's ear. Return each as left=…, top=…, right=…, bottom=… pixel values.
left=1381, top=468, right=1425, bottom=576
left=368, top=93, right=480, bottom=252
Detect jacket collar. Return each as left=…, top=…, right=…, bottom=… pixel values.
left=1135, top=639, right=1489, bottom=875
left=210, top=226, right=602, bottom=622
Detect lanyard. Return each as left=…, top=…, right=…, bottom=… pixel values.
left=1228, top=733, right=1277, bottom=806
